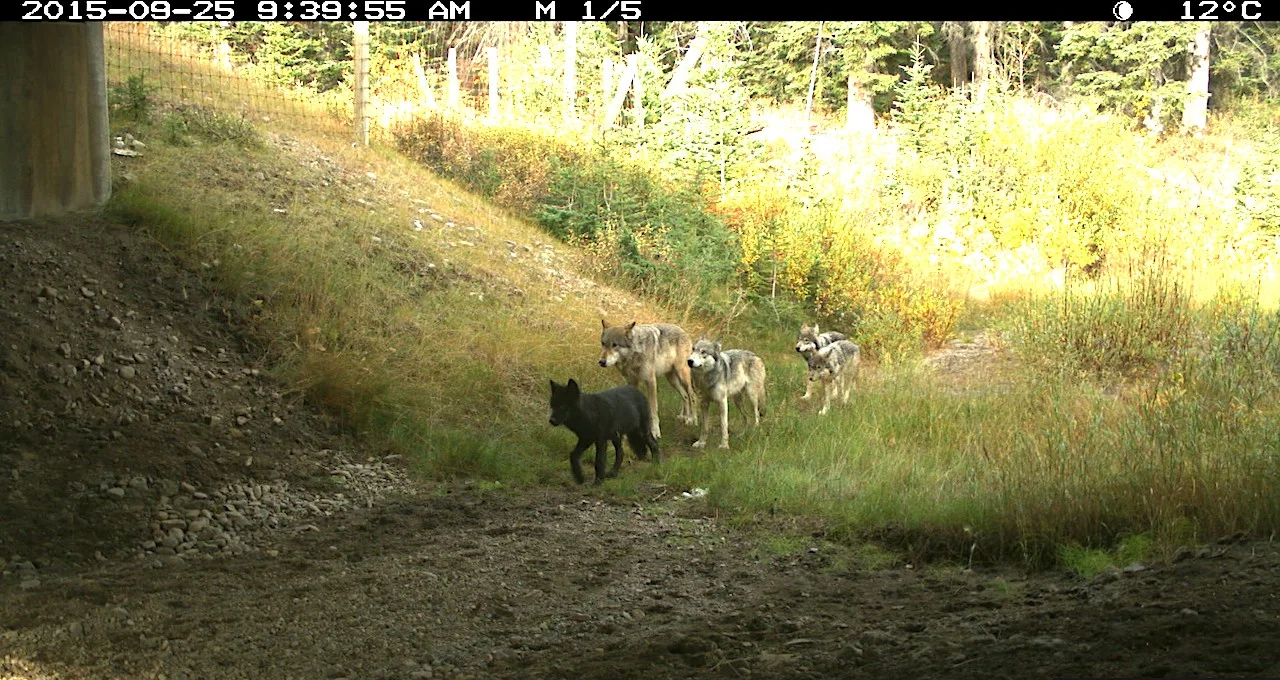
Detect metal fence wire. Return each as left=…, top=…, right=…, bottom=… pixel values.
left=104, top=21, right=639, bottom=139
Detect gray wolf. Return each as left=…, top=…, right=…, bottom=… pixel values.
left=687, top=338, right=767, bottom=450
left=806, top=340, right=861, bottom=415
left=549, top=379, right=660, bottom=485
left=795, top=323, right=848, bottom=400
left=599, top=320, right=698, bottom=439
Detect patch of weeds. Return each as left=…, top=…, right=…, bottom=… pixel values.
left=160, top=107, right=261, bottom=148
left=990, top=577, right=1014, bottom=596
left=753, top=534, right=808, bottom=561
left=1060, top=533, right=1156, bottom=579
left=1059, top=544, right=1115, bottom=579
left=1116, top=533, right=1155, bottom=565
left=852, top=542, right=901, bottom=570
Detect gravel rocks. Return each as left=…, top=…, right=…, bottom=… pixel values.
left=133, top=456, right=411, bottom=559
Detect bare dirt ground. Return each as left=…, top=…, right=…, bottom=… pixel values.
left=4, top=213, right=1280, bottom=680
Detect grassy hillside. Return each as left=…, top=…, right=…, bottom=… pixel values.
left=102, top=25, right=1280, bottom=571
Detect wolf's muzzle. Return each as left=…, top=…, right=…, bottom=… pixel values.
left=598, top=359, right=607, bottom=367
left=687, top=359, right=695, bottom=367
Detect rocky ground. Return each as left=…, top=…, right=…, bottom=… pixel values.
left=4, top=209, right=1280, bottom=680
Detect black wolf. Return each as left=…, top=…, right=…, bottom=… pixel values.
left=548, top=378, right=661, bottom=484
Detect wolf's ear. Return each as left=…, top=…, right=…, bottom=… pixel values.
left=813, top=323, right=820, bottom=334
left=715, top=342, right=723, bottom=355
left=601, top=319, right=609, bottom=330
left=549, top=379, right=560, bottom=393
left=566, top=378, right=581, bottom=398
left=626, top=321, right=637, bottom=332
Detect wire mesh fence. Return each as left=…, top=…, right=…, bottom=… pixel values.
left=103, top=21, right=636, bottom=141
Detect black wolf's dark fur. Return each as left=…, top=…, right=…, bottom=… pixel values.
left=549, top=379, right=661, bottom=484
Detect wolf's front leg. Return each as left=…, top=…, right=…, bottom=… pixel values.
left=568, top=439, right=592, bottom=484
left=819, top=380, right=833, bottom=415
left=593, top=439, right=609, bottom=485
left=691, top=395, right=712, bottom=449
left=670, top=364, right=698, bottom=425
left=644, top=375, right=662, bottom=440
left=801, top=376, right=814, bottom=400
left=718, top=396, right=731, bottom=449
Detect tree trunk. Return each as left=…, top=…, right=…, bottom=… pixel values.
left=805, top=22, right=825, bottom=125
left=663, top=35, right=708, bottom=99
left=602, top=57, right=614, bottom=109
left=628, top=52, right=644, bottom=129
left=602, top=57, right=636, bottom=128
left=447, top=47, right=459, bottom=110
left=846, top=71, right=874, bottom=133
left=412, top=53, right=436, bottom=110
left=486, top=46, right=500, bottom=123
left=944, top=22, right=969, bottom=89
left=1182, top=22, right=1211, bottom=134
left=563, top=21, right=578, bottom=121
left=971, top=21, right=994, bottom=101
left=0, top=23, right=111, bottom=219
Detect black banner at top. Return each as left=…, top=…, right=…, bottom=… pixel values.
left=9, top=0, right=1266, bottom=22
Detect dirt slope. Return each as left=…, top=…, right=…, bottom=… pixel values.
left=3, top=200, right=1280, bottom=680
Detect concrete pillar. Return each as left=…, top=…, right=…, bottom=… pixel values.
left=0, top=23, right=112, bottom=220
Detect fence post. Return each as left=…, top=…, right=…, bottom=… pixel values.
left=486, top=46, right=499, bottom=123
left=352, top=21, right=369, bottom=145
left=447, top=47, right=459, bottom=110
left=563, top=21, right=577, bottom=122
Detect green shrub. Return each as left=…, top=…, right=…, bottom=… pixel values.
left=394, top=115, right=742, bottom=308
left=109, top=74, right=157, bottom=121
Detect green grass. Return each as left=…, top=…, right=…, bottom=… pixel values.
left=109, top=105, right=1280, bottom=571
left=638, top=339, right=1280, bottom=567
left=1060, top=534, right=1155, bottom=579
left=107, top=108, right=610, bottom=488
left=100, top=38, right=1280, bottom=572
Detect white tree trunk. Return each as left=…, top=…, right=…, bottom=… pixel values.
left=1182, top=22, right=1211, bottom=134
left=447, top=47, right=459, bottom=110
left=664, top=35, right=708, bottom=99
left=805, top=22, right=825, bottom=124
left=846, top=71, right=874, bottom=133
left=944, top=22, right=969, bottom=89
left=628, top=53, right=644, bottom=129
left=602, top=57, right=636, bottom=128
left=486, top=46, right=500, bottom=123
left=563, top=21, right=578, bottom=121
left=602, top=58, right=614, bottom=109
left=971, top=21, right=994, bottom=101
left=412, top=53, right=436, bottom=110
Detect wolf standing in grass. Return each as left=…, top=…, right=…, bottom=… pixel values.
left=687, top=338, right=766, bottom=450
left=806, top=339, right=861, bottom=415
left=795, top=323, right=848, bottom=401
left=598, top=320, right=698, bottom=439
left=549, top=379, right=660, bottom=485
